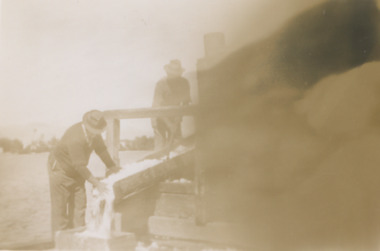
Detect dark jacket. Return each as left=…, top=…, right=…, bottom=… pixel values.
left=50, top=122, right=115, bottom=182
left=152, top=77, right=191, bottom=128
left=152, top=77, right=191, bottom=107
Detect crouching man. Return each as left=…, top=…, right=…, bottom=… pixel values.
left=47, top=110, right=120, bottom=239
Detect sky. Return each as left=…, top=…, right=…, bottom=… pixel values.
left=0, top=0, right=327, bottom=142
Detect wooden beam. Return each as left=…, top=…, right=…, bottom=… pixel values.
left=106, top=118, right=114, bottom=154
left=193, top=113, right=206, bottom=225
left=113, top=119, right=120, bottom=165
left=106, top=118, right=120, bottom=165
left=55, top=227, right=136, bottom=251
left=194, top=147, right=207, bottom=226
left=151, top=239, right=232, bottom=250
left=103, top=105, right=198, bottom=120
left=148, top=216, right=252, bottom=249
left=113, top=212, right=122, bottom=232
left=113, top=148, right=194, bottom=202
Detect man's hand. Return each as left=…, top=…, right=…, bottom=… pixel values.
left=88, top=176, right=108, bottom=195
left=106, top=165, right=121, bottom=177
left=94, top=181, right=108, bottom=194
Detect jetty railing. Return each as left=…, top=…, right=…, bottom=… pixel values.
left=103, top=105, right=197, bottom=165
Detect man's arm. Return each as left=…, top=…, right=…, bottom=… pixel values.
left=93, top=136, right=121, bottom=176
left=67, top=140, right=108, bottom=192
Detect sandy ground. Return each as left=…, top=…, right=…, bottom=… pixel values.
left=0, top=153, right=51, bottom=246
left=0, top=151, right=150, bottom=247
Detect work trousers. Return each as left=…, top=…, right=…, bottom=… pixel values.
left=47, top=156, right=86, bottom=239
left=153, top=118, right=182, bottom=150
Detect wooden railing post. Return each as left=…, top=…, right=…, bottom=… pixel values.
left=194, top=146, right=207, bottom=225
left=194, top=32, right=226, bottom=225
left=106, top=118, right=120, bottom=166
left=103, top=105, right=197, bottom=168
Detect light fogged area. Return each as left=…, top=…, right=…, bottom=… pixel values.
left=0, top=0, right=333, bottom=142
left=0, top=0, right=253, bottom=126
left=0, top=0, right=274, bottom=144
left=0, top=0, right=328, bottom=127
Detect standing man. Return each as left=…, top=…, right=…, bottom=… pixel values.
left=152, top=59, right=191, bottom=150
left=47, top=110, right=120, bottom=238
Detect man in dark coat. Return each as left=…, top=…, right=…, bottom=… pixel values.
left=151, top=59, right=191, bottom=150
left=47, top=110, right=120, bottom=238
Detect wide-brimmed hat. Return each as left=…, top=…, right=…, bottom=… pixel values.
left=164, top=59, right=185, bottom=76
left=82, top=110, right=107, bottom=135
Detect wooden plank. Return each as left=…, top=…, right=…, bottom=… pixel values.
left=113, top=148, right=194, bottom=202
left=55, top=227, right=136, bottom=251
left=148, top=216, right=253, bottom=249
left=113, top=119, right=120, bottom=165
left=195, top=49, right=215, bottom=225
left=113, top=213, right=122, bottom=232
left=158, top=182, right=194, bottom=194
left=194, top=145, right=207, bottom=225
left=103, top=105, right=197, bottom=120
left=106, top=118, right=113, bottom=152
left=154, top=193, right=195, bottom=219
left=106, top=118, right=120, bottom=165
left=152, top=238, right=241, bottom=251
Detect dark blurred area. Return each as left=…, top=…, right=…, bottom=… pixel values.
left=197, top=0, right=380, bottom=250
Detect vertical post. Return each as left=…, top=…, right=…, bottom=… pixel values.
left=113, top=212, right=122, bottom=232
left=194, top=146, right=207, bottom=225
left=195, top=32, right=226, bottom=225
left=106, top=118, right=120, bottom=166
left=113, top=119, right=120, bottom=165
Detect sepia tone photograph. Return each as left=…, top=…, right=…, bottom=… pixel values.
left=1, top=0, right=380, bottom=250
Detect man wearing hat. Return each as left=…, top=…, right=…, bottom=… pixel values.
left=152, top=59, right=191, bottom=150
left=47, top=110, right=121, bottom=238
